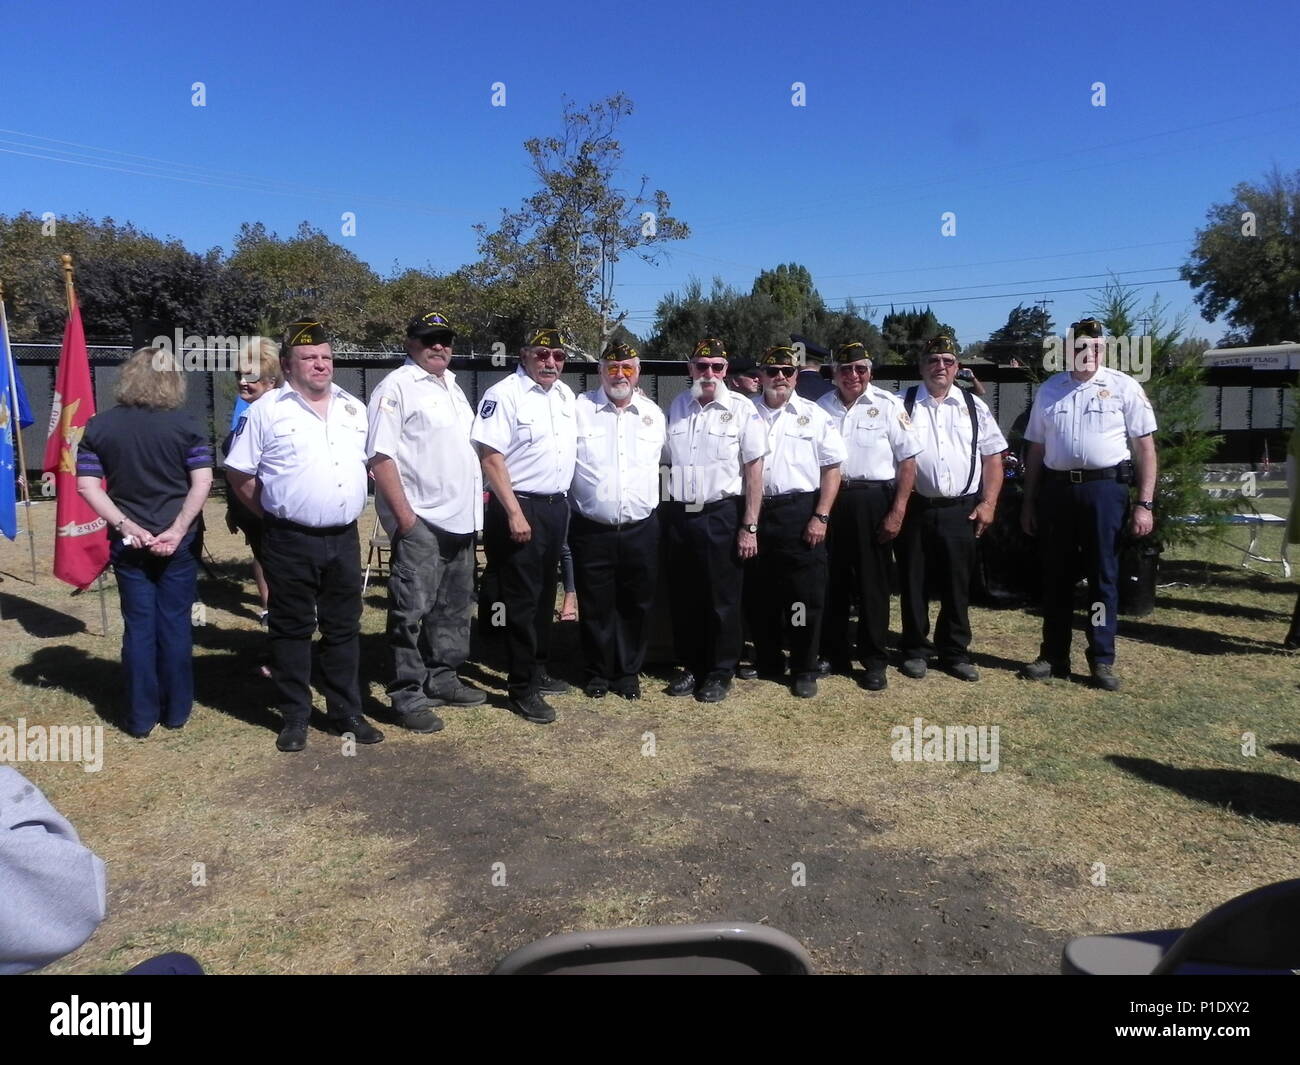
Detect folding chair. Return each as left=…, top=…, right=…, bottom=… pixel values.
left=1061, top=878, right=1300, bottom=974
left=362, top=513, right=390, bottom=594
left=492, top=921, right=814, bottom=975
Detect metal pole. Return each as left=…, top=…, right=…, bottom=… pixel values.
left=0, top=281, right=38, bottom=582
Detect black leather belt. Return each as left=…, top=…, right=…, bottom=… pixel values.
left=1045, top=465, right=1120, bottom=484
left=761, top=491, right=816, bottom=508
left=264, top=515, right=355, bottom=535
left=913, top=492, right=979, bottom=509
left=512, top=491, right=567, bottom=503
left=842, top=478, right=894, bottom=489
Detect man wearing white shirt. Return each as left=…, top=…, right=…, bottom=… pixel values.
left=471, top=327, right=578, bottom=724
left=225, top=319, right=384, bottom=752
left=817, top=342, right=921, bottom=690
left=662, top=338, right=766, bottom=703
left=366, top=312, right=486, bottom=733
left=568, top=342, right=666, bottom=700
left=746, top=346, right=846, bottom=698
left=1019, top=318, right=1158, bottom=690
left=895, top=335, right=1007, bottom=682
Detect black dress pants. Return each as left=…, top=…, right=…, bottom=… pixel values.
left=744, top=492, right=827, bottom=678
left=261, top=518, right=362, bottom=725
left=823, top=481, right=894, bottom=670
left=568, top=511, right=660, bottom=686
left=483, top=493, right=568, bottom=699
left=896, top=494, right=978, bottom=664
left=663, top=498, right=744, bottom=681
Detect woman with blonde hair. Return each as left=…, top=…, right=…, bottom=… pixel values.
left=223, top=337, right=282, bottom=625
left=77, top=347, right=213, bottom=737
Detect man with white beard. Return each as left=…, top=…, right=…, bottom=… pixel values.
left=568, top=343, right=666, bottom=700
left=661, top=338, right=766, bottom=703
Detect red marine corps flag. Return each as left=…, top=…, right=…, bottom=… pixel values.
left=42, top=257, right=108, bottom=589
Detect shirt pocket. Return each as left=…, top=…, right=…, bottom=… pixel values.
left=271, top=417, right=304, bottom=458
left=1084, top=399, right=1124, bottom=427
left=577, top=426, right=607, bottom=463
left=410, top=398, right=455, bottom=432
left=708, top=425, right=740, bottom=461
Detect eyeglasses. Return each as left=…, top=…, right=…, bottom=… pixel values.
left=837, top=364, right=871, bottom=375
left=693, top=360, right=727, bottom=373
left=925, top=356, right=957, bottom=367
left=238, top=375, right=265, bottom=385
left=533, top=349, right=567, bottom=362
left=603, top=364, right=636, bottom=377
left=763, top=366, right=796, bottom=378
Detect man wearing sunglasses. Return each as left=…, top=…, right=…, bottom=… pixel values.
left=1018, top=318, right=1158, bottom=691
left=568, top=342, right=666, bottom=700
left=744, top=346, right=846, bottom=698
left=817, top=342, right=921, bottom=690
left=895, top=335, right=1007, bottom=683
left=366, top=312, right=486, bottom=734
left=471, top=327, right=578, bottom=724
left=662, top=338, right=766, bottom=703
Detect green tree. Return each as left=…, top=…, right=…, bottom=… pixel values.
left=228, top=221, right=380, bottom=345
left=1181, top=167, right=1300, bottom=345
left=642, top=277, right=785, bottom=360
left=470, top=93, right=689, bottom=356
left=1089, top=278, right=1233, bottom=549
left=880, top=306, right=958, bottom=364
left=985, top=303, right=1054, bottom=365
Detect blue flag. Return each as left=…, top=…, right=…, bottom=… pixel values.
left=0, top=328, right=19, bottom=540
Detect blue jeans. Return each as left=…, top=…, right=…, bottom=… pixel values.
left=111, top=529, right=200, bottom=735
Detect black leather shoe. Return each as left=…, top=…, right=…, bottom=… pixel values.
left=942, top=661, right=980, bottom=683
left=695, top=675, right=730, bottom=703
left=862, top=669, right=887, bottom=691
left=401, top=707, right=445, bottom=733
left=334, top=716, right=385, bottom=743
left=900, top=657, right=928, bottom=679
left=1019, top=658, right=1069, bottom=681
left=666, top=671, right=696, bottom=697
left=610, top=678, right=642, bottom=700
left=276, top=721, right=309, bottom=753
left=792, top=674, right=817, bottom=698
left=735, top=663, right=758, bottom=680
left=426, top=681, right=487, bottom=707
left=584, top=678, right=609, bottom=698
left=508, top=693, right=556, bottom=724
left=538, top=672, right=571, bottom=694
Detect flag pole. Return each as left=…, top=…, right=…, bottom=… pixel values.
left=61, top=255, right=109, bottom=636
left=0, top=281, right=38, bottom=583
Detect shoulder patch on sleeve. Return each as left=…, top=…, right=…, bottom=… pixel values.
left=233, top=415, right=247, bottom=437
left=898, top=410, right=912, bottom=429
left=380, top=396, right=398, bottom=414
left=479, top=400, right=496, bottom=418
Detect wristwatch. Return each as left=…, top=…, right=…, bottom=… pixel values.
left=741, top=523, right=758, bottom=534
left=813, top=513, right=829, bottom=524
left=1136, top=500, right=1154, bottom=511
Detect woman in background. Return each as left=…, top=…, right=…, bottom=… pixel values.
left=77, top=347, right=212, bottom=737
left=222, top=338, right=282, bottom=624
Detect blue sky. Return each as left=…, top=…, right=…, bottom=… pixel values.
left=1, top=0, right=1296, bottom=345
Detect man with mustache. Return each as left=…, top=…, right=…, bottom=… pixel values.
left=662, top=338, right=766, bottom=703
left=818, top=341, right=921, bottom=691
left=366, top=311, right=485, bottom=733
left=471, top=327, right=579, bottom=724
left=895, top=335, right=1007, bottom=682
left=745, top=345, right=846, bottom=698
left=568, top=342, right=666, bottom=700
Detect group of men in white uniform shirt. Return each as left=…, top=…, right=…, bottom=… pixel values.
left=226, top=313, right=1158, bottom=748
